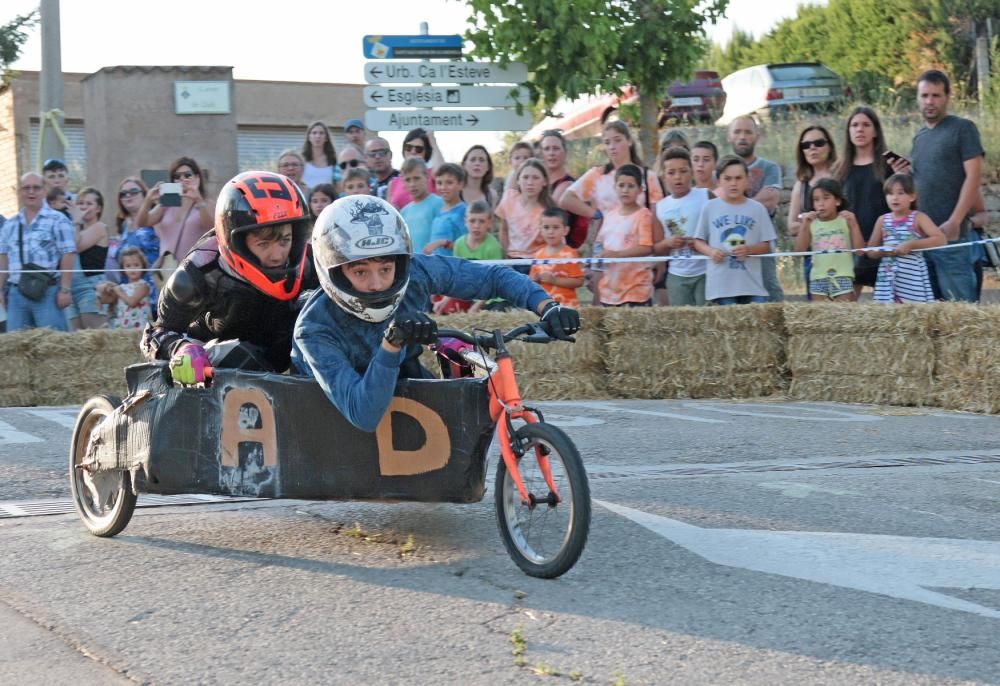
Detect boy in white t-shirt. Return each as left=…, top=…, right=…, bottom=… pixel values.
left=653, top=148, right=710, bottom=306
left=692, top=156, right=777, bottom=305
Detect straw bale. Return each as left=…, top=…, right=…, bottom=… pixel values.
left=783, top=302, right=938, bottom=336
left=0, top=329, right=40, bottom=406
left=27, top=329, right=143, bottom=405
left=419, top=307, right=607, bottom=398
left=786, top=334, right=935, bottom=378
left=602, top=306, right=786, bottom=400
left=929, top=304, right=1000, bottom=414
left=790, top=373, right=935, bottom=407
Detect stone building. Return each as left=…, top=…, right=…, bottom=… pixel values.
left=0, top=66, right=364, bottom=217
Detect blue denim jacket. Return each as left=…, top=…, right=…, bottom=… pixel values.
left=292, top=254, right=549, bottom=432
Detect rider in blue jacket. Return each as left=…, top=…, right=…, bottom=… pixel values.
left=292, top=196, right=580, bottom=432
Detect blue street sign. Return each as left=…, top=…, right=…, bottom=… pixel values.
left=363, top=35, right=463, bottom=59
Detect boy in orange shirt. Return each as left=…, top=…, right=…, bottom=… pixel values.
left=529, top=207, right=584, bottom=307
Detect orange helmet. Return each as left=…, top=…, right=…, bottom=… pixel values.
left=215, top=171, right=312, bottom=301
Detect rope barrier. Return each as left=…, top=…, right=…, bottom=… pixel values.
left=0, top=235, right=997, bottom=275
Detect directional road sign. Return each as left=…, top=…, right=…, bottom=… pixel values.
left=363, top=86, right=529, bottom=109
left=364, top=109, right=534, bottom=132
left=364, top=61, right=528, bottom=85
left=362, top=34, right=463, bottom=59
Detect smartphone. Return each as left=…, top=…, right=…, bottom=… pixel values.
left=883, top=150, right=908, bottom=167
left=159, top=182, right=182, bottom=207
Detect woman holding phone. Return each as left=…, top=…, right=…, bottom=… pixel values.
left=137, top=157, right=213, bottom=265
left=835, top=107, right=890, bottom=297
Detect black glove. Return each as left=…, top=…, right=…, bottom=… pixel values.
left=539, top=302, right=580, bottom=341
left=384, top=311, right=438, bottom=347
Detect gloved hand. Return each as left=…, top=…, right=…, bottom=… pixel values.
left=169, top=342, right=211, bottom=385
left=384, top=312, right=438, bottom=348
left=539, top=302, right=580, bottom=341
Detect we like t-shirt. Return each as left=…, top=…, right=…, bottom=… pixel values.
left=693, top=197, right=776, bottom=301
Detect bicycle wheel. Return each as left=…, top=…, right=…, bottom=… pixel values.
left=69, top=395, right=136, bottom=537
left=495, top=422, right=590, bottom=578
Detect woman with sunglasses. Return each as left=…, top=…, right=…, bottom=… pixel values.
left=137, top=157, right=213, bottom=263
left=787, top=126, right=837, bottom=298
left=300, top=121, right=339, bottom=191
left=387, top=128, right=442, bottom=209
left=104, top=177, right=159, bottom=282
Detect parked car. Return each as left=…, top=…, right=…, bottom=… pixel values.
left=719, top=62, right=850, bottom=124
left=658, top=70, right=727, bottom=124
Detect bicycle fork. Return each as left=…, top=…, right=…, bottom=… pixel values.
left=491, top=354, right=561, bottom=507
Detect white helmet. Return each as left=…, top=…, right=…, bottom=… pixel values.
left=312, top=196, right=412, bottom=322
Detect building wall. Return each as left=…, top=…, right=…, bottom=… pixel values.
left=0, top=70, right=364, bottom=218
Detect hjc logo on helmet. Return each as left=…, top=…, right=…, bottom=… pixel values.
left=356, top=235, right=396, bottom=249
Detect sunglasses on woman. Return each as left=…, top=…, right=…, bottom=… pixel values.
left=799, top=139, right=829, bottom=151
left=119, top=188, right=143, bottom=198
left=172, top=171, right=195, bottom=180
left=403, top=143, right=426, bottom=154
left=339, top=160, right=362, bottom=169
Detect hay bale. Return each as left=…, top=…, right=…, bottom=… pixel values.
left=784, top=302, right=937, bottom=335
left=790, top=373, right=934, bottom=407
left=932, top=303, right=1000, bottom=413
left=0, top=329, right=41, bottom=406
left=420, top=307, right=609, bottom=400
left=27, top=329, right=143, bottom=406
left=602, top=305, right=787, bottom=399
left=786, top=334, right=935, bottom=378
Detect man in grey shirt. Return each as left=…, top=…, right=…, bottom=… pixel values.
left=893, top=70, right=984, bottom=302
left=728, top=116, right=784, bottom=302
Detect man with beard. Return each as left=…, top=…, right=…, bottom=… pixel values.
left=727, top=116, right=784, bottom=302
left=890, top=70, right=983, bottom=302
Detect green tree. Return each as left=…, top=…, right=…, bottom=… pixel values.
left=463, top=0, right=729, bottom=164
left=1, top=8, right=39, bottom=85
left=705, top=27, right=757, bottom=76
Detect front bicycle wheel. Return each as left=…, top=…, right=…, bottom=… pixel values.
left=69, top=395, right=136, bottom=537
left=495, top=422, right=590, bottom=578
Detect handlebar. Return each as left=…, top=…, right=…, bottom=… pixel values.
left=436, top=323, right=560, bottom=349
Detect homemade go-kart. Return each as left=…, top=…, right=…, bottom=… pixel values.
left=70, top=323, right=591, bottom=578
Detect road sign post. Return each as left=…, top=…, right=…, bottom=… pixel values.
left=364, top=61, right=528, bottom=85
left=364, top=109, right=533, bottom=133
left=363, top=86, right=529, bottom=108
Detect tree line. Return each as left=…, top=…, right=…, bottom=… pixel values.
left=705, top=0, right=997, bottom=104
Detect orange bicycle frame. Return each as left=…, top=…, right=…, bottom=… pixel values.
left=488, top=351, right=561, bottom=506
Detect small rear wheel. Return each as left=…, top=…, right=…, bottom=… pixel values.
left=495, top=422, right=590, bottom=578
left=69, top=395, right=136, bottom=537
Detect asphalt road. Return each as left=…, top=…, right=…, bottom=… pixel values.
left=1, top=399, right=999, bottom=685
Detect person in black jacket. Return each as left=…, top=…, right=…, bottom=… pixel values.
left=141, top=171, right=316, bottom=383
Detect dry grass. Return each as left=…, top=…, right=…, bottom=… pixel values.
left=25, top=329, right=143, bottom=406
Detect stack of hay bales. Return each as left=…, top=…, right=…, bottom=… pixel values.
left=602, top=304, right=786, bottom=399
left=27, top=329, right=144, bottom=406
left=421, top=307, right=608, bottom=399
left=786, top=303, right=936, bottom=406
left=933, top=303, right=1000, bottom=414
left=0, top=330, right=42, bottom=406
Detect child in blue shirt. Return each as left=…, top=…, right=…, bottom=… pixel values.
left=423, top=163, right=467, bottom=256
left=399, top=158, right=443, bottom=255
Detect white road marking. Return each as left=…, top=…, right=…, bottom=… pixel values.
left=596, top=499, right=1000, bottom=619
left=539, top=413, right=606, bottom=428
left=757, top=482, right=860, bottom=498
left=682, top=402, right=882, bottom=422
left=974, top=479, right=1000, bottom=486
left=0, top=504, right=28, bottom=516
left=25, top=408, right=79, bottom=429
left=543, top=401, right=726, bottom=424
left=0, top=420, right=43, bottom=445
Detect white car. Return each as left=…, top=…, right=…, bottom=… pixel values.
left=719, top=62, right=850, bottom=124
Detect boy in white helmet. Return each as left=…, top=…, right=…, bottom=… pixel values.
left=293, top=195, right=580, bottom=432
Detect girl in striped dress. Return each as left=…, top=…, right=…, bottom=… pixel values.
left=867, top=174, right=945, bottom=303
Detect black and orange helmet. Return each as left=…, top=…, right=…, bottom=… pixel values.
left=215, top=171, right=312, bottom=301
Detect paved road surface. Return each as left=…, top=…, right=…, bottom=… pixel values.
left=1, top=399, right=999, bottom=685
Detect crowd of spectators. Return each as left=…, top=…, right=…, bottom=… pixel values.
left=0, top=69, right=992, bottom=332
